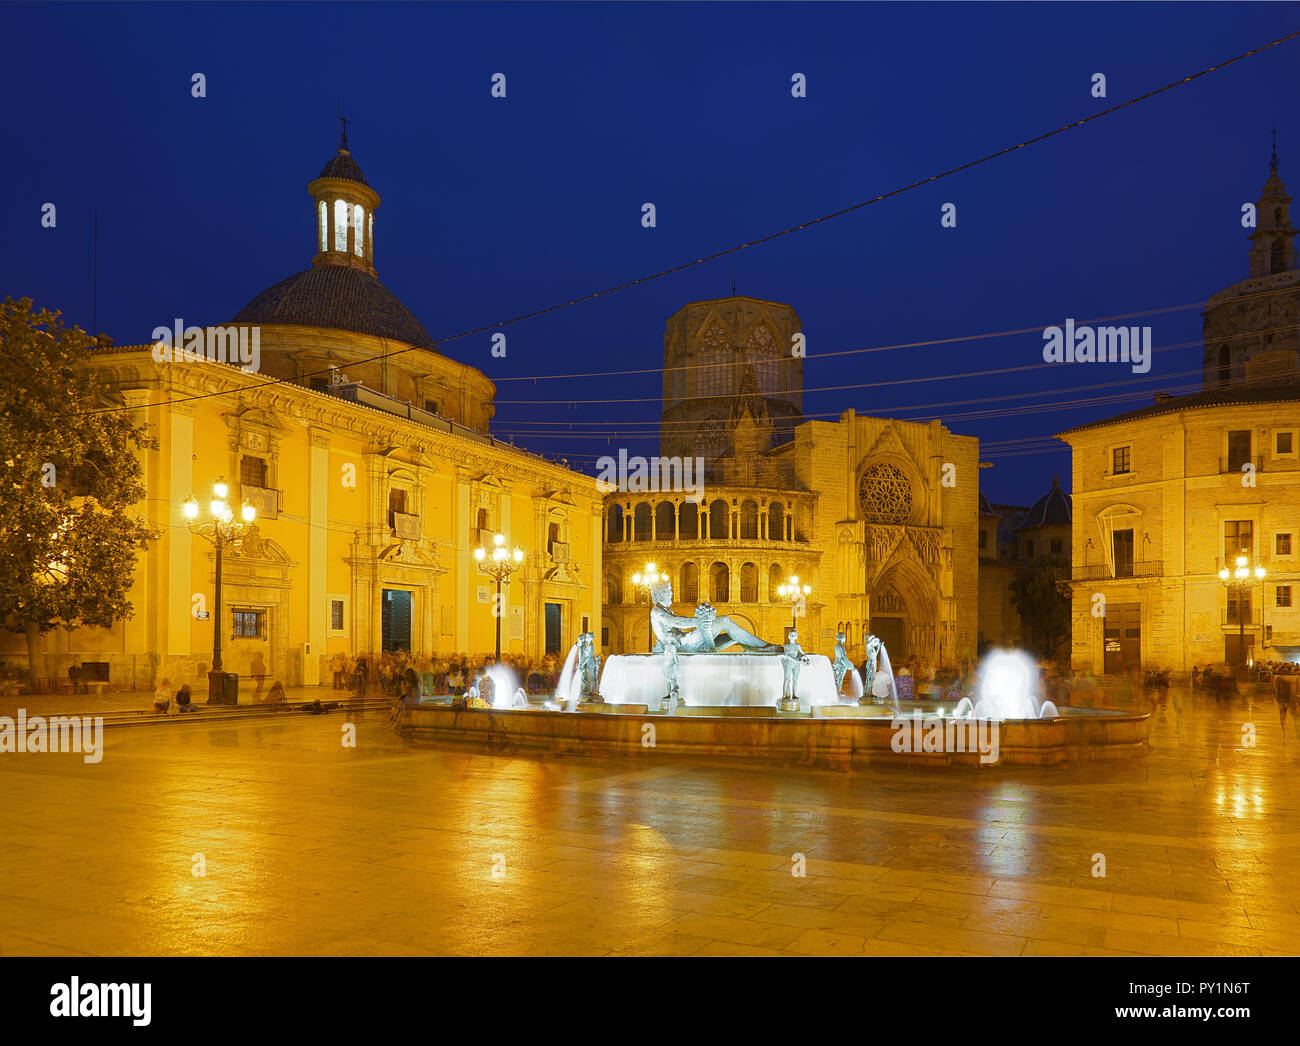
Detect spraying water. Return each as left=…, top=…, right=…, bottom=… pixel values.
left=954, top=648, right=1060, bottom=720
left=486, top=663, right=522, bottom=710
left=554, top=642, right=581, bottom=711
left=874, top=642, right=900, bottom=710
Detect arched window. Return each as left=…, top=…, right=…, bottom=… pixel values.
left=353, top=204, right=365, bottom=257
left=698, top=415, right=727, bottom=460
left=709, top=562, right=730, bottom=603
left=740, top=562, right=758, bottom=603
left=768, top=502, right=785, bottom=541
left=1218, top=345, right=1231, bottom=386
left=740, top=500, right=759, bottom=540
left=768, top=563, right=783, bottom=598
left=1271, top=239, right=1285, bottom=275
left=681, top=562, right=699, bottom=604
left=634, top=502, right=653, bottom=542
left=318, top=200, right=327, bottom=252
left=604, top=574, right=623, bottom=606
left=709, top=500, right=729, bottom=539
left=606, top=504, right=624, bottom=543
left=655, top=501, right=675, bottom=539
left=679, top=501, right=699, bottom=539
left=547, top=521, right=560, bottom=553
left=333, top=200, right=348, bottom=252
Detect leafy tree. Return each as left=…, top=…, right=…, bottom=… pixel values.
left=0, top=298, right=157, bottom=690
left=1008, top=554, right=1071, bottom=660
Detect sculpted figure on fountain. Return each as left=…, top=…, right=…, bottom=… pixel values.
left=648, top=580, right=780, bottom=654
left=661, top=632, right=681, bottom=707
left=862, top=632, right=881, bottom=697
left=832, top=631, right=852, bottom=693
left=781, top=630, right=811, bottom=704
left=577, top=631, right=602, bottom=701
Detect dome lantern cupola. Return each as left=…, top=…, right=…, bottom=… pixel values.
left=308, top=122, right=380, bottom=278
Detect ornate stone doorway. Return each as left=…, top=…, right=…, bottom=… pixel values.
left=382, top=589, right=413, bottom=652
left=873, top=616, right=907, bottom=659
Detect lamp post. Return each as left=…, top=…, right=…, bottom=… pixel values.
left=474, top=532, right=525, bottom=663
left=183, top=478, right=256, bottom=704
left=1219, top=555, right=1266, bottom=668
left=631, top=563, right=668, bottom=652
left=776, top=575, right=811, bottom=633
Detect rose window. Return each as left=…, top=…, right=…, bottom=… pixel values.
left=858, top=462, right=913, bottom=523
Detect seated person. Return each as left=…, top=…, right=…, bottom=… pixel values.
left=175, top=684, right=195, bottom=712
left=402, top=668, right=423, bottom=707
left=262, top=681, right=287, bottom=705
left=153, top=678, right=172, bottom=714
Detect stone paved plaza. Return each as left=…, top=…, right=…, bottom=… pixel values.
left=1, top=686, right=1298, bottom=957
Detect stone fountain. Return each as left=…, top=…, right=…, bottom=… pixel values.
left=592, top=580, right=854, bottom=711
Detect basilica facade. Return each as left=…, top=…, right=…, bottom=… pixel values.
left=2, top=139, right=603, bottom=689
left=601, top=296, right=979, bottom=669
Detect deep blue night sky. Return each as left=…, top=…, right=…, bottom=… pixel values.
left=4, top=2, right=1297, bottom=506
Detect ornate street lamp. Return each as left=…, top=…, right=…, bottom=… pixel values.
left=631, top=563, right=668, bottom=652
left=474, top=531, right=525, bottom=663
left=1219, top=554, right=1266, bottom=667
left=776, top=575, right=811, bottom=633
left=183, top=478, right=256, bottom=704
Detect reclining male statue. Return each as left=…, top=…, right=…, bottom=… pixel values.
left=648, top=580, right=781, bottom=654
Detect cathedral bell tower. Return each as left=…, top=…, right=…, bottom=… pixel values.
left=1202, top=134, right=1300, bottom=388
left=1249, top=139, right=1297, bottom=278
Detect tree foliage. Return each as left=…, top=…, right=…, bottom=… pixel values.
left=0, top=298, right=157, bottom=680
left=1008, top=554, right=1071, bottom=660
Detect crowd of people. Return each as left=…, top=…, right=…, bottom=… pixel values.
left=327, top=650, right=570, bottom=700
left=147, top=648, right=1297, bottom=717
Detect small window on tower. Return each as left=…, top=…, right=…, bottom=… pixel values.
left=353, top=204, right=364, bottom=257
left=334, top=200, right=347, bottom=252
left=319, top=200, right=327, bottom=252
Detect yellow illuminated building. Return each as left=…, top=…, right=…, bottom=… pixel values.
left=2, top=139, right=603, bottom=688
left=1060, top=154, right=1300, bottom=674
left=601, top=295, right=980, bottom=667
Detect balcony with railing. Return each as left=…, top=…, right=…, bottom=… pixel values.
left=1071, top=560, right=1163, bottom=582
left=1219, top=455, right=1263, bottom=475
left=605, top=535, right=816, bottom=556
